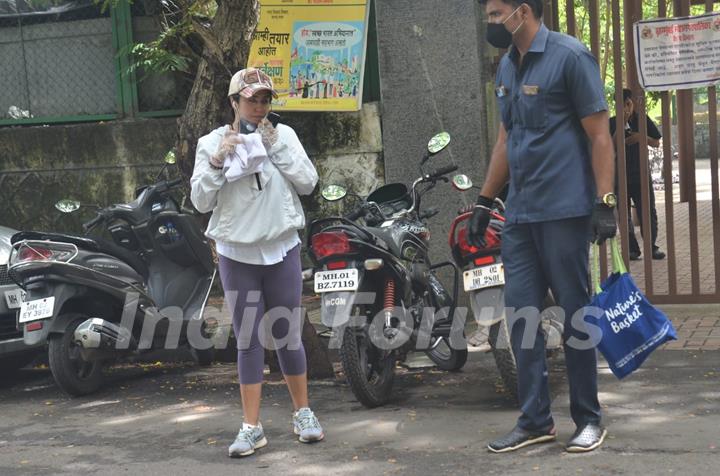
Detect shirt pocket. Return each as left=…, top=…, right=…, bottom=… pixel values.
left=516, top=91, right=547, bottom=129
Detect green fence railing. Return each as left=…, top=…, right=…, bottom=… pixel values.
left=0, top=1, right=184, bottom=126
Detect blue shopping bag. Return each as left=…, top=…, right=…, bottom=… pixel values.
left=588, top=238, right=677, bottom=379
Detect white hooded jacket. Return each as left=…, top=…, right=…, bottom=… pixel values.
left=190, top=123, right=318, bottom=245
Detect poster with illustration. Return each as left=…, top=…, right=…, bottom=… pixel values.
left=248, top=0, right=370, bottom=112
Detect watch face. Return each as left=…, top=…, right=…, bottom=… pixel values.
left=604, top=193, right=617, bottom=207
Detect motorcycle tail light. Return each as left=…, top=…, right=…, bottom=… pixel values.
left=18, top=247, right=53, bottom=261
left=311, top=232, right=354, bottom=259
left=12, top=241, right=78, bottom=265
left=474, top=255, right=495, bottom=266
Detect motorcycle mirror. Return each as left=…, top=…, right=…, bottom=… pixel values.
left=320, top=184, right=348, bottom=202
left=164, top=150, right=177, bottom=165
left=55, top=199, right=81, bottom=213
left=427, top=132, right=451, bottom=156
left=451, top=174, right=473, bottom=191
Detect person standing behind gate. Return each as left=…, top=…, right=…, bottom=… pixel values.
left=609, top=88, right=666, bottom=261
left=471, top=0, right=616, bottom=453
left=191, top=68, right=323, bottom=458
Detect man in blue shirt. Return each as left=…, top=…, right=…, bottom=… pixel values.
left=471, top=0, right=617, bottom=453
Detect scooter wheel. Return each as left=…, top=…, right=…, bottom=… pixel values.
left=48, top=314, right=104, bottom=396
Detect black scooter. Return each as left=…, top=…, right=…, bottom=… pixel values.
left=9, top=161, right=217, bottom=396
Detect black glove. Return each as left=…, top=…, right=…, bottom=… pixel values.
left=591, top=202, right=617, bottom=244
left=468, top=195, right=494, bottom=248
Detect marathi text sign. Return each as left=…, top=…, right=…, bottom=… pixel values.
left=248, top=0, right=370, bottom=112
left=634, top=12, right=720, bottom=91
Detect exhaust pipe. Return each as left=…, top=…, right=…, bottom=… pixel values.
left=74, top=318, right=134, bottom=350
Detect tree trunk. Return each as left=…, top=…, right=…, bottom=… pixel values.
left=601, top=0, right=611, bottom=82
left=174, top=0, right=334, bottom=379
left=300, top=313, right=334, bottom=379
left=175, top=0, right=260, bottom=182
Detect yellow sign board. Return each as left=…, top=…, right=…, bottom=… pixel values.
left=248, top=0, right=370, bottom=112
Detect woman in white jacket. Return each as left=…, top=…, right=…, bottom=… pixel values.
left=190, top=68, right=322, bottom=458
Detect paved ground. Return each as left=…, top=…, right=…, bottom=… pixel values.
left=662, top=304, right=720, bottom=351
left=0, top=160, right=717, bottom=475
left=0, top=311, right=718, bottom=475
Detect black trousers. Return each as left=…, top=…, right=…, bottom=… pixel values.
left=627, top=178, right=659, bottom=254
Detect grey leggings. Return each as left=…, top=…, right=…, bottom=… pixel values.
left=218, top=245, right=307, bottom=384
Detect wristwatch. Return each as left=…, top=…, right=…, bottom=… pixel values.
left=596, top=192, right=617, bottom=208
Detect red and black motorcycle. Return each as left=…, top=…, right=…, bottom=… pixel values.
left=448, top=175, right=563, bottom=401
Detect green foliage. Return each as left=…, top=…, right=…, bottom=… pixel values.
left=110, top=0, right=220, bottom=78
left=120, top=17, right=195, bottom=77
left=187, top=0, right=218, bottom=18
left=558, top=0, right=718, bottom=119
left=120, top=42, right=191, bottom=77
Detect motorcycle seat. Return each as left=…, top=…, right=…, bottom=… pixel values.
left=11, top=231, right=148, bottom=279
left=106, top=199, right=151, bottom=225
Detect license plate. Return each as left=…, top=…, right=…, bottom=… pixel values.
left=463, top=263, right=505, bottom=292
left=4, top=288, right=26, bottom=309
left=314, top=269, right=359, bottom=293
left=19, top=297, right=55, bottom=323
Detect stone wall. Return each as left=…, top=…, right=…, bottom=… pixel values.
left=0, top=103, right=384, bottom=236
left=0, top=119, right=176, bottom=233
left=374, top=0, right=488, bottom=265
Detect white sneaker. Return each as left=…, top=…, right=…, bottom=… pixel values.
left=293, top=407, right=324, bottom=443
left=228, top=423, right=267, bottom=457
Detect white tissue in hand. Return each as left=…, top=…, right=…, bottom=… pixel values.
left=223, top=133, right=268, bottom=182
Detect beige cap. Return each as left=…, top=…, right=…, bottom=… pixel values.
left=228, top=68, right=278, bottom=98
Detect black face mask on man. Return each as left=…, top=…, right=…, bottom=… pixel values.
left=485, top=4, right=526, bottom=49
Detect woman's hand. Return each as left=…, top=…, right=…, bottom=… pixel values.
left=257, top=118, right=279, bottom=150
left=210, top=129, right=244, bottom=168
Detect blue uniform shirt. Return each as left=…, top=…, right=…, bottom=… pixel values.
left=496, top=24, right=607, bottom=224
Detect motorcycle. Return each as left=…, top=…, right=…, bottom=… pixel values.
left=447, top=175, right=563, bottom=401
left=8, top=156, right=218, bottom=396
left=307, top=132, right=466, bottom=408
